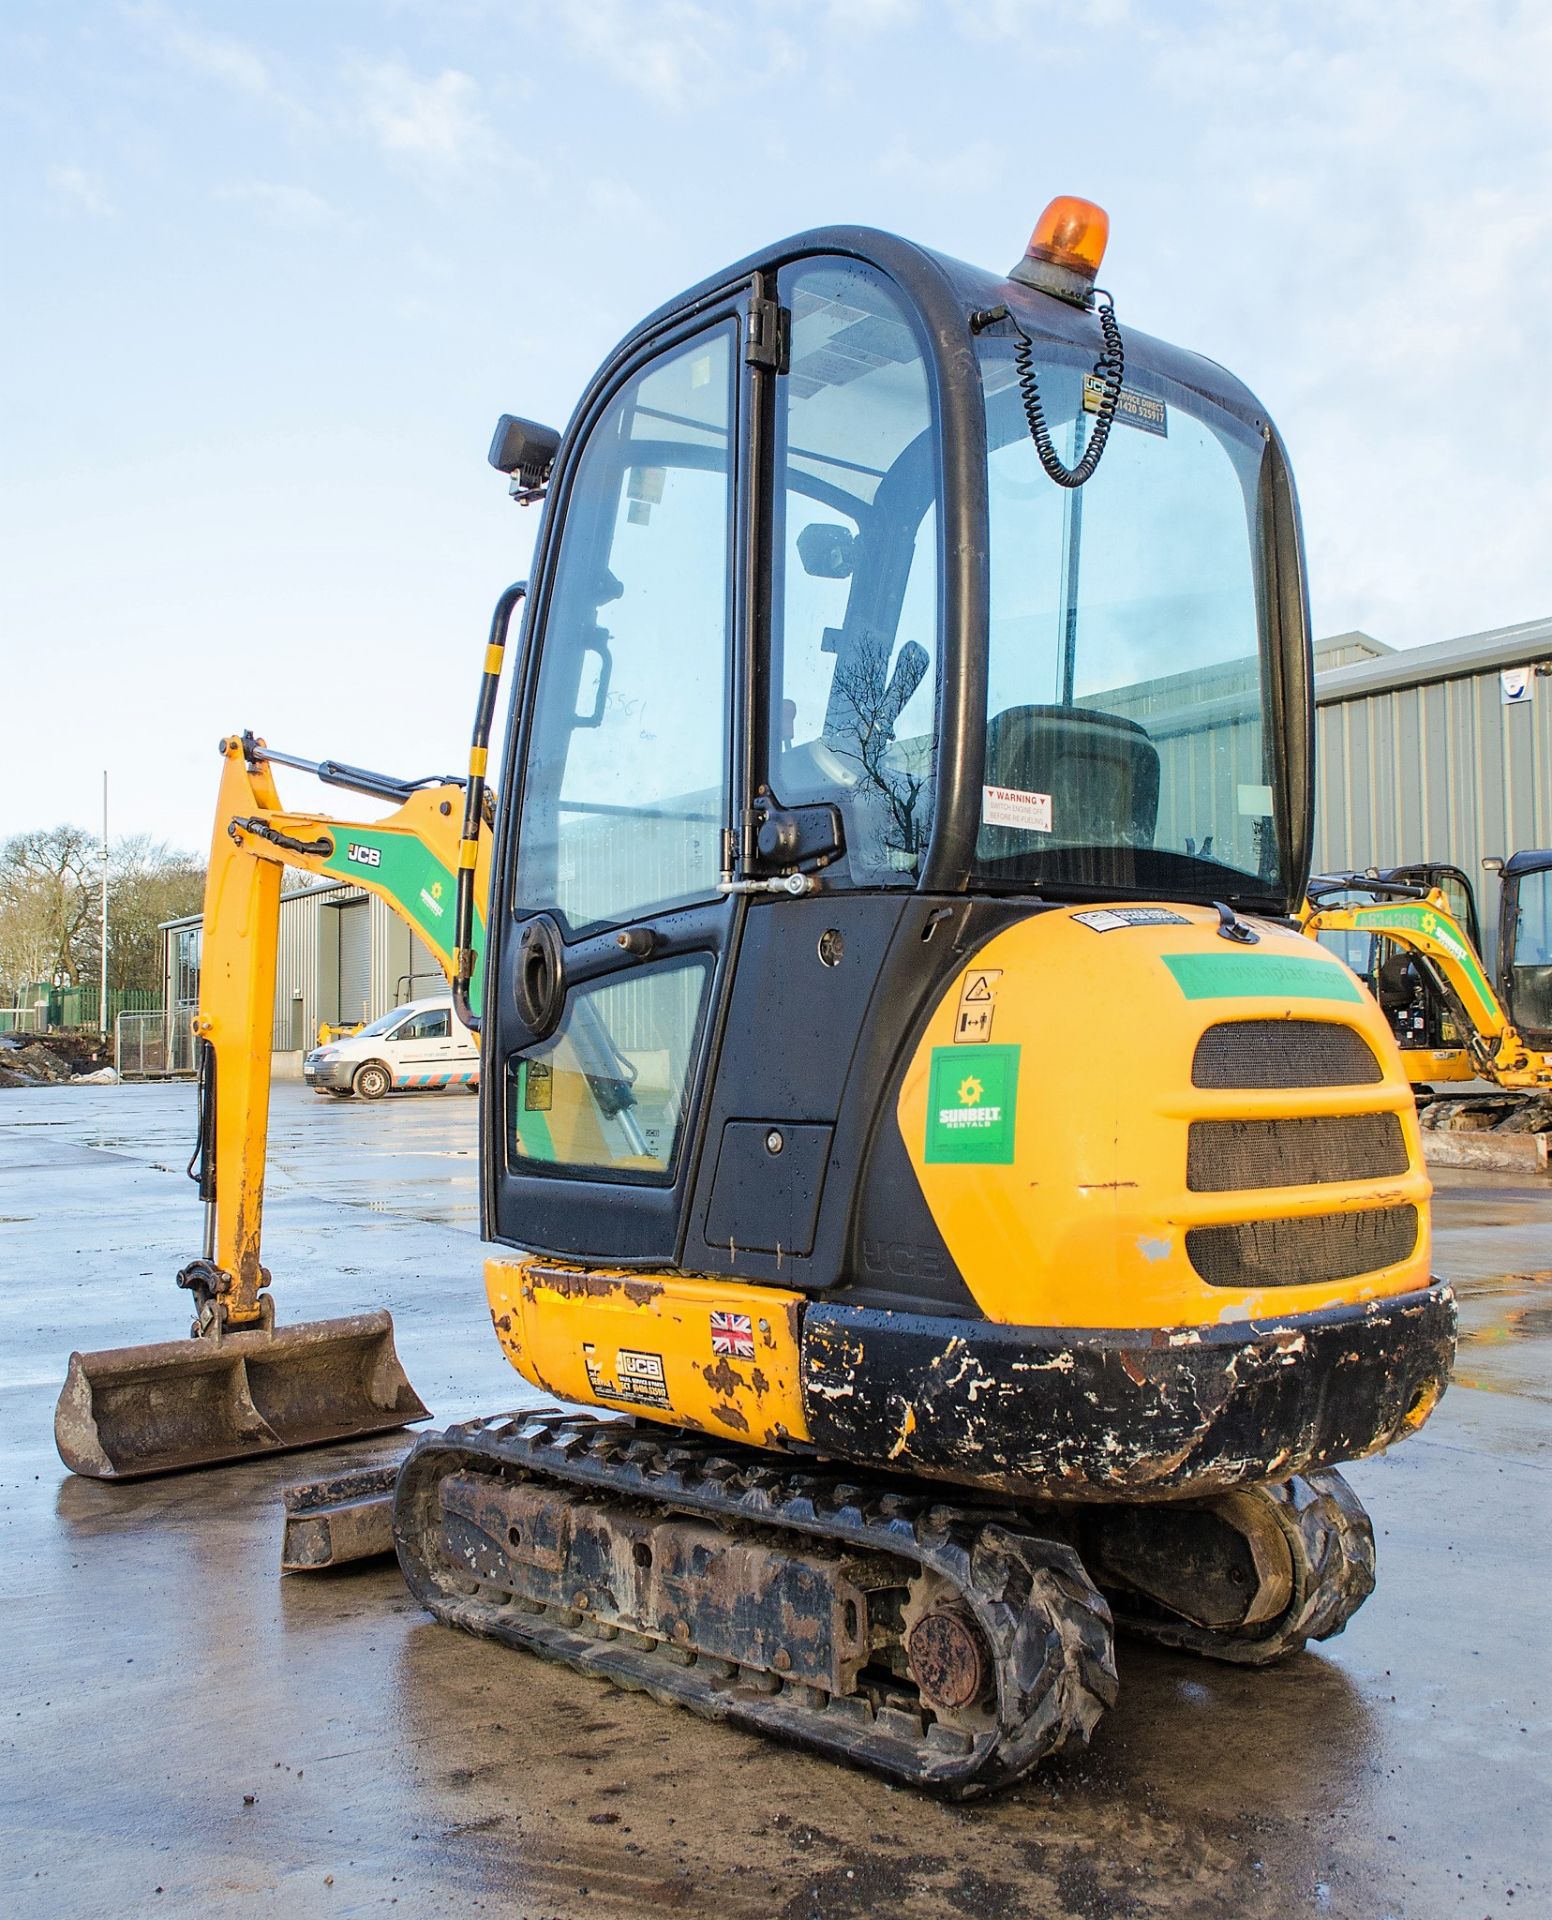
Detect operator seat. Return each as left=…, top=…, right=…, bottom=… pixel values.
left=979, top=704, right=1160, bottom=871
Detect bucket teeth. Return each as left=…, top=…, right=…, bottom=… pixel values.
left=54, top=1310, right=430, bottom=1480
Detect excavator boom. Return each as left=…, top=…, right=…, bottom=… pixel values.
left=54, top=732, right=493, bottom=1478
left=1303, top=879, right=1552, bottom=1089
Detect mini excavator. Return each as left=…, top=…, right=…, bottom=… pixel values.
left=1303, top=862, right=1552, bottom=1162
left=58, top=201, right=1457, bottom=1794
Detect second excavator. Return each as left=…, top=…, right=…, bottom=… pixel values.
left=1304, top=860, right=1552, bottom=1169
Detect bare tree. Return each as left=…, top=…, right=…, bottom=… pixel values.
left=0, top=826, right=99, bottom=996
left=0, top=828, right=206, bottom=1003
left=106, top=835, right=206, bottom=994
left=823, top=636, right=933, bottom=871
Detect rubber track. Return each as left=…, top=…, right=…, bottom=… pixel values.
left=1108, top=1468, right=1377, bottom=1667
left=395, top=1412, right=1119, bottom=1796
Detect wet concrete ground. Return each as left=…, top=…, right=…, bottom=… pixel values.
left=1, top=1082, right=1547, bottom=1920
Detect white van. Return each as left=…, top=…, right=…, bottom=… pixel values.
left=303, top=996, right=479, bottom=1099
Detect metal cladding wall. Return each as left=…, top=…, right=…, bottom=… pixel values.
left=274, top=886, right=456, bottom=1050
left=271, top=881, right=352, bottom=1049
left=168, top=882, right=455, bottom=1066
left=1313, top=619, right=1552, bottom=965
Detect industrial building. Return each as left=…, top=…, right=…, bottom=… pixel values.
left=1312, top=616, right=1550, bottom=961
left=161, top=881, right=446, bottom=1077
left=158, top=616, right=1549, bottom=1068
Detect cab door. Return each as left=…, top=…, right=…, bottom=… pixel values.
left=486, top=304, right=752, bottom=1262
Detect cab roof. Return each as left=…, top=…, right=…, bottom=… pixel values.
left=612, top=223, right=1273, bottom=438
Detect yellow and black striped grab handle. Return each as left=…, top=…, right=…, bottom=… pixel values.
left=453, top=580, right=527, bottom=1035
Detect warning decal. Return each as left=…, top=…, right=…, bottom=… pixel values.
left=1073, top=908, right=1191, bottom=933
left=523, top=1059, right=553, bottom=1110
left=924, top=1044, right=1020, bottom=1165
left=583, top=1343, right=672, bottom=1410
left=982, top=785, right=1052, bottom=833
left=954, top=967, right=1002, bottom=1044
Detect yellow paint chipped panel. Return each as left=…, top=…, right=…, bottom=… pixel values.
left=485, top=1258, right=811, bottom=1446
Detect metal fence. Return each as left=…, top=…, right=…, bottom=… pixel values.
left=115, top=1009, right=196, bottom=1079
left=0, top=1007, right=42, bottom=1035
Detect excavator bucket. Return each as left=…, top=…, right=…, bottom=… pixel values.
left=54, top=1310, right=429, bottom=1481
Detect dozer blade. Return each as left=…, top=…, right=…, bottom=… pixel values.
left=54, top=1309, right=430, bottom=1480
left=281, top=1463, right=402, bottom=1572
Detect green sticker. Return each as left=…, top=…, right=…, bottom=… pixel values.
left=1162, top=952, right=1362, bottom=1003
left=925, top=1044, right=1020, bottom=1164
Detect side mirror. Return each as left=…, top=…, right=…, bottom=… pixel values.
left=489, top=415, right=561, bottom=491
left=796, top=522, right=857, bottom=579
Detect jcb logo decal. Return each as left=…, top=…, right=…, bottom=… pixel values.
left=347, top=842, right=382, bottom=868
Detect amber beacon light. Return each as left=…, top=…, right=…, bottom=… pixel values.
left=1009, top=196, right=1110, bottom=305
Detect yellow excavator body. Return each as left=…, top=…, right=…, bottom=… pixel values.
left=486, top=905, right=1439, bottom=1481
left=61, top=200, right=1463, bottom=1794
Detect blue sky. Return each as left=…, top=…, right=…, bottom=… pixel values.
left=2, top=0, right=1548, bottom=848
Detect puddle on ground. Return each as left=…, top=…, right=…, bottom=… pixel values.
left=1451, top=1268, right=1552, bottom=1396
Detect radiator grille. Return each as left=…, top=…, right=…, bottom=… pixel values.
left=1186, top=1205, right=1419, bottom=1288
left=1187, top=1113, right=1409, bottom=1192
left=1192, top=1020, right=1383, bottom=1090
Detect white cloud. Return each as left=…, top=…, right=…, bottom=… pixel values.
left=585, top=176, right=656, bottom=225
left=560, top=0, right=801, bottom=107
left=126, top=2, right=275, bottom=100
left=825, top=0, right=920, bottom=29
left=214, top=182, right=339, bottom=230
left=356, top=61, right=496, bottom=169
left=47, top=165, right=112, bottom=216
left=915, top=0, right=1552, bottom=644
left=876, top=134, right=1004, bottom=197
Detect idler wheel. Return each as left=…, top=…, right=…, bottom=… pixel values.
left=906, top=1606, right=990, bottom=1714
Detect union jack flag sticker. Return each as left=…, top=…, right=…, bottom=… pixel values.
left=710, top=1310, right=755, bottom=1360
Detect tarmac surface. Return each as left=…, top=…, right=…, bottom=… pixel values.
left=1, top=1080, right=1547, bottom=1920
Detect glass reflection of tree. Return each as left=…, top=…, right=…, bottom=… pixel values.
left=824, top=631, right=932, bottom=872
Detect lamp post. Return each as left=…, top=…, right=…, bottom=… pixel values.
left=99, top=772, right=108, bottom=1038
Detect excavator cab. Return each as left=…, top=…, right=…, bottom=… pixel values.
left=1498, top=851, right=1552, bottom=1049
left=1312, top=863, right=1482, bottom=1062
left=478, top=224, right=1316, bottom=1283
left=1375, top=864, right=1481, bottom=1056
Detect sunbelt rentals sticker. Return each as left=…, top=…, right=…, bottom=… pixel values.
left=924, top=1044, right=1020, bottom=1165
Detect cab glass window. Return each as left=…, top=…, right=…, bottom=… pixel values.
left=976, top=323, right=1279, bottom=904
left=516, top=328, right=734, bottom=933
left=507, top=958, right=711, bottom=1181
left=771, top=261, right=940, bottom=882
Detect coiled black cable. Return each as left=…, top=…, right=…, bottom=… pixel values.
left=1009, top=294, right=1125, bottom=489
